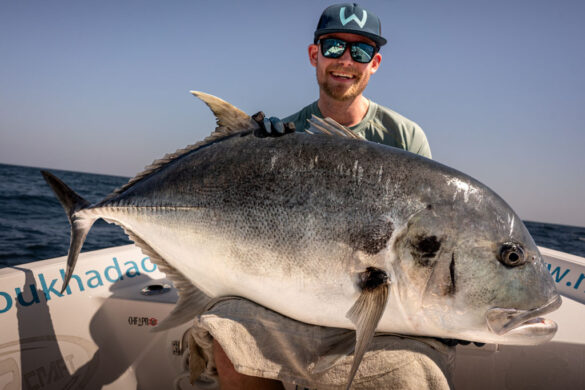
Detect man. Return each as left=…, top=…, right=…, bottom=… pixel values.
left=278, top=3, right=431, bottom=159
left=192, top=4, right=450, bottom=390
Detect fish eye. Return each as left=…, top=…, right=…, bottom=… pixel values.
left=498, top=242, right=526, bottom=267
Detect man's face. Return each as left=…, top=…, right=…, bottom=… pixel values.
left=309, top=32, right=382, bottom=102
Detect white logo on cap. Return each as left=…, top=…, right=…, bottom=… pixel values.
left=339, top=7, right=367, bottom=28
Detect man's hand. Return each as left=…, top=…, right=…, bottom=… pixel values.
left=252, top=111, right=295, bottom=137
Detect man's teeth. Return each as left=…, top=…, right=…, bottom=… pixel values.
left=332, top=72, right=354, bottom=79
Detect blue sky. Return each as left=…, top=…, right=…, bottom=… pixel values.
left=1, top=0, right=584, bottom=227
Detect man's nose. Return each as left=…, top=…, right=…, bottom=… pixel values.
left=336, top=47, right=354, bottom=64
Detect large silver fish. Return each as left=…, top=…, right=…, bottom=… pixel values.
left=43, top=92, right=561, bottom=387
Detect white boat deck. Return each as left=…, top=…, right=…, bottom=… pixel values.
left=1, top=245, right=584, bottom=389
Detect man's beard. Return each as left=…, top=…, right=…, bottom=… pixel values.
left=317, top=64, right=370, bottom=101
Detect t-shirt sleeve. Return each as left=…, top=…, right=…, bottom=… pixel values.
left=371, top=103, right=432, bottom=159
left=408, top=124, right=432, bottom=159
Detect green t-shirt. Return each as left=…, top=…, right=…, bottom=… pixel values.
left=282, top=100, right=432, bottom=159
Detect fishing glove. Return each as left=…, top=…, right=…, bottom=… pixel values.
left=252, top=111, right=295, bottom=137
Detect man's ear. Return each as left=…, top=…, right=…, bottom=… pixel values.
left=369, top=52, right=382, bottom=74
left=308, top=44, right=319, bottom=67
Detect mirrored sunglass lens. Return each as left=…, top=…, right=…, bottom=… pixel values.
left=321, top=39, right=346, bottom=58
left=350, top=43, right=375, bottom=63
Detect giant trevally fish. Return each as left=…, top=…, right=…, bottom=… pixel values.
left=42, top=92, right=561, bottom=388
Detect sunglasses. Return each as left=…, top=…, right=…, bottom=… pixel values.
left=319, top=38, right=378, bottom=64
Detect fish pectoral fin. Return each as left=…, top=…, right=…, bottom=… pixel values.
left=123, top=228, right=213, bottom=331
left=345, top=267, right=390, bottom=390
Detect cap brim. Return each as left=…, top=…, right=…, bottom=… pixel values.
left=315, top=28, right=387, bottom=47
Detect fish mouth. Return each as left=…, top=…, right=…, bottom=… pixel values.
left=486, top=295, right=562, bottom=339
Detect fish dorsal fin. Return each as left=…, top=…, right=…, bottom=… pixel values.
left=106, top=91, right=258, bottom=199
left=190, top=91, right=258, bottom=132
left=306, top=115, right=364, bottom=140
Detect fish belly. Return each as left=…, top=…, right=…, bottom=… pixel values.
left=97, top=207, right=362, bottom=329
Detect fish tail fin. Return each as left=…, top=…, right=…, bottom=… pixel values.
left=41, top=170, right=97, bottom=293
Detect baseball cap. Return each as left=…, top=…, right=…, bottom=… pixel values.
left=314, top=3, right=387, bottom=47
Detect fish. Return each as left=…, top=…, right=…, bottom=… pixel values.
left=42, top=91, right=561, bottom=388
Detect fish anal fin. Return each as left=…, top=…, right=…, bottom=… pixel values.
left=345, top=267, right=390, bottom=389
left=155, top=283, right=211, bottom=332
left=123, top=228, right=212, bottom=331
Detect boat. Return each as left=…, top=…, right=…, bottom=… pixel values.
left=1, top=245, right=584, bottom=389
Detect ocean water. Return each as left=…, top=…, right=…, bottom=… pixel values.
left=0, top=163, right=131, bottom=267
left=1, top=162, right=584, bottom=267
